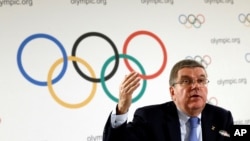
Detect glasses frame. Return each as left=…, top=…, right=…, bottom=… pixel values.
left=172, top=78, right=210, bottom=87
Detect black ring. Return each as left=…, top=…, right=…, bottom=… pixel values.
left=71, top=32, right=119, bottom=83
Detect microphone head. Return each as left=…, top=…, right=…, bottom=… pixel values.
left=219, top=130, right=230, bottom=137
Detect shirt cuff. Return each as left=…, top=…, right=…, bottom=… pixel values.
left=110, top=107, right=128, bottom=128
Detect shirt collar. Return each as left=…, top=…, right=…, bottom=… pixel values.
left=177, top=108, right=201, bottom=126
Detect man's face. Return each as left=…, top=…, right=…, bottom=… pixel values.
left=170, top=67, right=208, bottom=116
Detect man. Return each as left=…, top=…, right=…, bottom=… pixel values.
left=103, top=59, right=233, bottom=141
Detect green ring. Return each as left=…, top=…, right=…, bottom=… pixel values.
left=100, top=54, right=147, bottom=103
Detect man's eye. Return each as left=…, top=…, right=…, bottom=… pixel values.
left=197, top=79, right=205, bottom=83
left=182, top=79, right=190, bottom=84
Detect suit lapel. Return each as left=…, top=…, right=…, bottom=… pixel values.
left=163, top=102, right=182, bottom=141
left=201, top=105, right=217, bottom=141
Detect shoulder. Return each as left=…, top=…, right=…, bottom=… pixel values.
left=203, top=103, right=233, bottom=118
left=137, top=101, right=175, bottom=110
left=204, top=103, right=231, bottom=113
left=134, top=101, right=177, bottom=116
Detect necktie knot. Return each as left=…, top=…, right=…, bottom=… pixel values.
left=189, top=117, right=199, bottom=128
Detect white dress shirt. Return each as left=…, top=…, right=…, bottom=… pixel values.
left=177, top=109, right=202, bottom=141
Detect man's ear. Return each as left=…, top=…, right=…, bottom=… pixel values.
left=169, top=86, right=175, bottom=101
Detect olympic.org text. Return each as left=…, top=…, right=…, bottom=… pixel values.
left=211, top=37, right=240, bottom=45
left=204, top=0, right=234, bottom=5
left=0, top=0, right=32, bottom=7
left=86, top=135, right=102, bottom=141
left=141, top=0, right=174, bottom=5
left=71, top=0, right=107, bottom=5
left=217, top=78, right=247, bottom=86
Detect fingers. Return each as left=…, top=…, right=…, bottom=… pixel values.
left=117, top=71, right=141, bottom=114
left=120, top=71, right=141, bottom=95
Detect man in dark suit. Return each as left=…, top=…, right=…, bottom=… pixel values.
left=103, top=59, right=234, bottom=141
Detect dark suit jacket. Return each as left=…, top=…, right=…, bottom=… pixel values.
left=103, top=101, right=233, bottom=141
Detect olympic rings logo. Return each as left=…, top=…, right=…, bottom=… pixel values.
left=17, top=30, right=168, bottom=108
left=245, top=53, right=250, bottom=63
left=238, top=13, right=250, bottom=27
left=178, top=14, right=205, bottom=28
left=207, top=97, right=218, bottom=106
left=185, top=55, right=212, bottom=68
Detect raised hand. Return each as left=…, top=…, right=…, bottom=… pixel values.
left=117, top=71, right=141, bottom=114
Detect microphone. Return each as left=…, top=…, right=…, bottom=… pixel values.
left=219, top=130, right=230, bottom=137
left=211, top=125, right=230, bottom=137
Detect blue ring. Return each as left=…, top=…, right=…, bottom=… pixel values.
left=100, top=54, right=147, bottom=103
left=178, top=14, right=188, bottom=24
left=17, top=33, right=68, bottom=86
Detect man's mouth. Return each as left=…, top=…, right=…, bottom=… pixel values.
left=190, top=94, right=200, bottom=98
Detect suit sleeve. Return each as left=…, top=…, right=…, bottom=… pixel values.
left=102, top=109, right=151, bottom=141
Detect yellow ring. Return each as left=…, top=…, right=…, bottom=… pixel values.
left=47, top=56, right=97, bottom=108
left=244, top=22, right=250, bottom=27
left=184, top=22, right=192, bottom=29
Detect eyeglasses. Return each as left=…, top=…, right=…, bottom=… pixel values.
left=173, top=78, right=209, bottom=87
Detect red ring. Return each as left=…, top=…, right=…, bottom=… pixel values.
left=197, top=14, right=205, bottom=24
left=208, top=97, right=218, bottom=105
left=122, top=30, right=167, bottom=79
